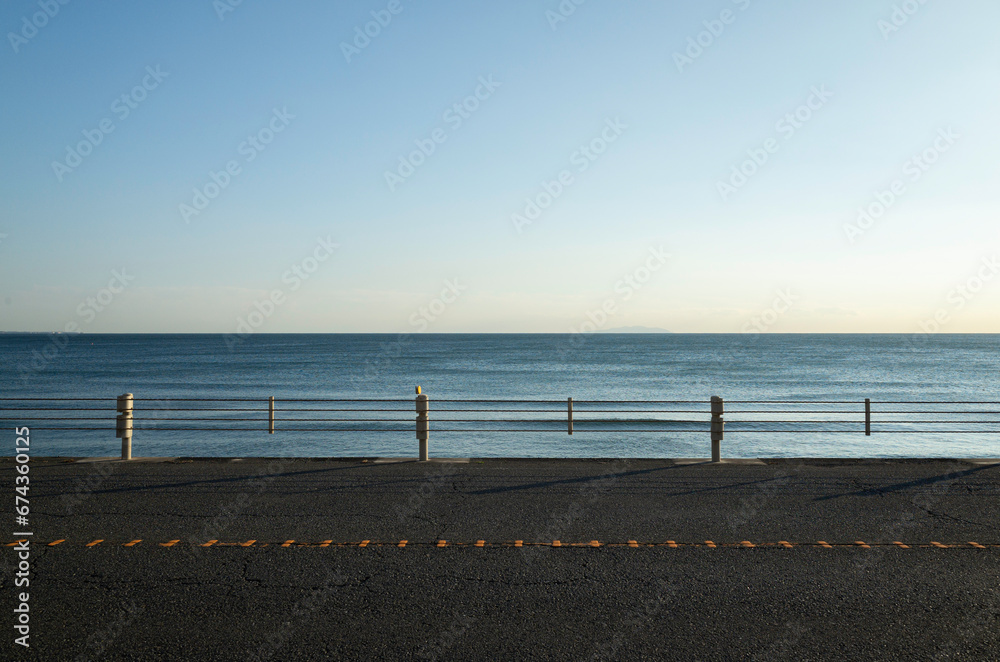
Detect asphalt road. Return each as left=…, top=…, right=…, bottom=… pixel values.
left=4, top=457, right=1000, bottom=660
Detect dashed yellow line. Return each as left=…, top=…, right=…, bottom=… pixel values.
left=12, top=539, right=1000, bottom=549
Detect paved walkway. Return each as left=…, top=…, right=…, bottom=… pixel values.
left=6, top=457, right=1000, bottom=660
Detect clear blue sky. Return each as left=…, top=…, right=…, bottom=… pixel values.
left=1, top=0, right=998, bottom=333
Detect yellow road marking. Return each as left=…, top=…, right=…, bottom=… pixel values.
left=19, top=538, right=1000, bottom=548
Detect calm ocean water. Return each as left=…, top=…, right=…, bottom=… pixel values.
left=1, top=333, right=997, bottom=458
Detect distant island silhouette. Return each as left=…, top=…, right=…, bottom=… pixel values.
left=597, top=326, right=672, bottom=333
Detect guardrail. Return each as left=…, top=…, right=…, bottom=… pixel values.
left=1, top=387, right=997, bottom=461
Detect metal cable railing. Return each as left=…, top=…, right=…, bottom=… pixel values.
left=1, top=391, right=997, bottom=460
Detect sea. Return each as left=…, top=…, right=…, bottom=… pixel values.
left=1, top=333, right=997, bottom=459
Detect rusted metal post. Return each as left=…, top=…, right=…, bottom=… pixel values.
left=116, top=393, right=133, bottom=460
left=710, top=395, right=724, bottom=463
left=865, top=398, right=871, bottom=436
left=568, top=397, right=573, bottom=435
left=416, top=386, right=429, bottom=461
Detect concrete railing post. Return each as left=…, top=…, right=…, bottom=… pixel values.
left=710, top=395, right=724, bottom=463
left=416, top=386, right=429, bottom=461
left=269, top=396, right=275, bottom=434
left=116, top=393, right=134, bottom=460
